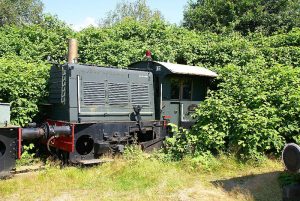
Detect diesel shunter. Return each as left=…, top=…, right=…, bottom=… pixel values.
left=0, top=39, right=217, bottom=177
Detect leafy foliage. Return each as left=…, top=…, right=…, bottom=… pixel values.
left=78, top=18, right=183, bottom=66
left=0, top=56, right=49, bottom=125
left=17, top=143, right=38, bottom=166
left=0, top=15, right=73, bottom=125
left=0, top=9, right=300, bottom=160
left=99, top=0, right=163, bottom=27
left=183, top=0, right=300, bottom=35
left=161, top=29, right=300, bottom=160
left=190, top=61, right=300, bottom=159
left=0, top=0, right=44, bottom=26
left=0, top=15, right=74, bottom=62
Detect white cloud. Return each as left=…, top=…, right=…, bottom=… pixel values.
left=72, top=17, right=97, bottom=31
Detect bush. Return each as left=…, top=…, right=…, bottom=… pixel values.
left=0, top=56, right=49, bottom=125
left=166, top=59, right=300, bottom=160
left=0, top=15, right=73, bottom=124
left=0, top=15, right=73, bottom=63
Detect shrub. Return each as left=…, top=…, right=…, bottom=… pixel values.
left=0, top=16, right=73, bottom=63
left=0, top=56, right=49, bottom=125
left=170, top=59, right=300, bottom=160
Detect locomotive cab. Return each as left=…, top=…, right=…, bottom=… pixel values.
left=129, top=61, right=217, bottom=128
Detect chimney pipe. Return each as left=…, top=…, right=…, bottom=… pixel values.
left=68, top=38, right=78, bottom=64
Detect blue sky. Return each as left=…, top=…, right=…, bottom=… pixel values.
left=42, top=0, right=189, bottom=30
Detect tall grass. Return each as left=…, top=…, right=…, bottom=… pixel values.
left=0, top=147, right=283, bottom=201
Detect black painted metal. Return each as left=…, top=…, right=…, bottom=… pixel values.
left=47, top=125, right=71, bottom=137
left=68, top=121, right=166, bottom=164
left=282, top=143, right=300, bottom=173
left=22, top=128, right=45, bottom=140
left=22, top=125, right=71, bottom=140
left=0, top=127, right=18, bottom=178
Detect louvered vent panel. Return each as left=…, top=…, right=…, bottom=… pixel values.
left=131, top=84, right=150, bottom=107
left=108, top=83, right=129, bottom=105
left=83, top=82, right=105, bottom=105
left=49, top=66, right=66, bottom=104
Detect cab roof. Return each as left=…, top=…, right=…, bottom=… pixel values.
left=129, top=61, right=218, bottom=77
left=156, top=61, right=218, bottom=77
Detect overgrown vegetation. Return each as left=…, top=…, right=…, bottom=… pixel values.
left=0, top=1, right=299, bottom=198
left=1, top=15, right=300, bottom=159
left=0, top=0, right=299, bottom=162
left=0, top=15, right=73, bottom=125
left=165, top=57, right=300, bottom=160
left=16, top=143, right=38, bottom=166
left=0, top=56, right=48, bottom=125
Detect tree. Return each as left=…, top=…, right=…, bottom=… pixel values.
left=183, top=0, right=300, bottom=35
left=99, top=0, right=164, bottom=27
left=0, top=0, right=44, bottom=26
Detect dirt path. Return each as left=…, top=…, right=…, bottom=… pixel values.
left=175, top=172, right=281, bottom=201
left=176, top=181, right=251, bottom=201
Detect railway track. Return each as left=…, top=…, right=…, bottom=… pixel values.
left=10, top=165, right=45, bottom=177
left=4, top=158, right=115, bottom=178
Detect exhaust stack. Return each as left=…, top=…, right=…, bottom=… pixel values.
left=68, top=38, right=78, bottom=64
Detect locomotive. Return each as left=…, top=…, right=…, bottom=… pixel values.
left=0, top=39, right=217, bottom=177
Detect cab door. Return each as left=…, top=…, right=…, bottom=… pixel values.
left=169, top=102, right=180, bottom=124
left=161, top=101, right=181, bottom=125
left=161, top=75, right=192, bottom=126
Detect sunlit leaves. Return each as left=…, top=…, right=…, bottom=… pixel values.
left=183, top=0, right=300, bottom=35
left=0, top=56, right=49, bottom=125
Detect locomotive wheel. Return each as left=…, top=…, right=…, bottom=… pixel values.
left=282, top=143, right=300, bottom=173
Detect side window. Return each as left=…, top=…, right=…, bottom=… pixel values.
left=169, top=77, right=192, bottom=100
left=182, top=80, right=192, bottom=100
left=170, top=79, right=180, bottom=99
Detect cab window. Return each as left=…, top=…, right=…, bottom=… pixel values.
left=169, top=77, right=192, bottom=100
left=171, top=79, right=180, bottom=99
left=182, top=80, right=192, bottom=100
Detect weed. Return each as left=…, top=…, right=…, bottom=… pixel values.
left=16, top=143, right=40, bottom=166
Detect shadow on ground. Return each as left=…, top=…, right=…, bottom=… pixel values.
left=212, top=171, right=282, bottom=201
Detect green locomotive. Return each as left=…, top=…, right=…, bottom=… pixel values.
left=0, top=40, right=217, bottom=176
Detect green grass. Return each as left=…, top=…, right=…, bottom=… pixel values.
left=0, top=151, right=284, bottom=201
